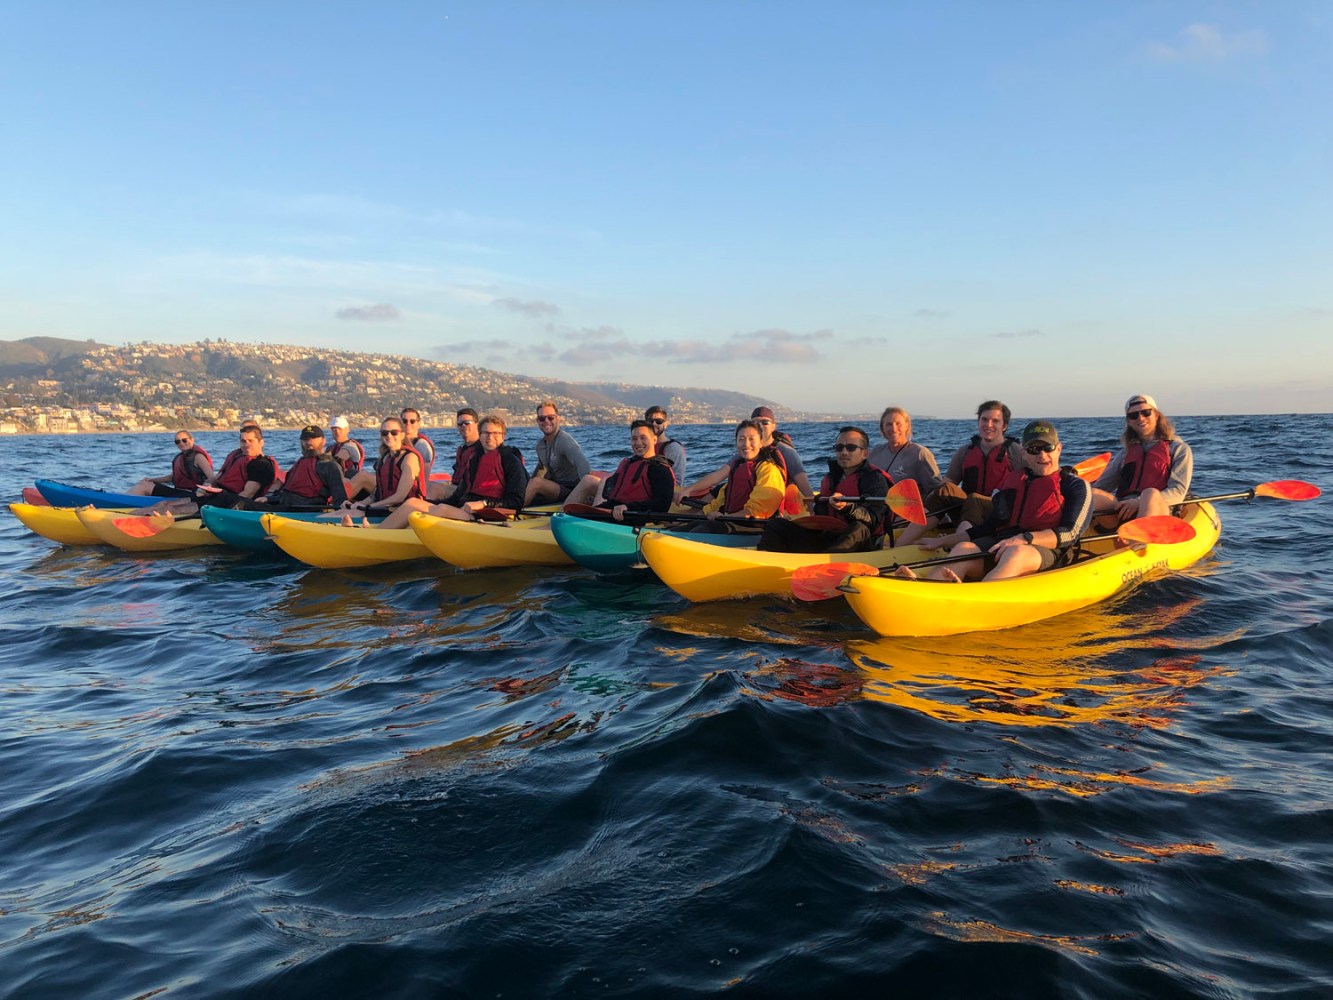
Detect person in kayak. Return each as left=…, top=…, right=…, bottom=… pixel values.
left=340, top=417, right=427, bottom=522
left=678, top=406, right=810, bottom=502
left=400, top=407, right=435, bottom=479
left=248, top=425, right=347, bottom=510
left=427, top=407, right=482, bottom=501
left=371, top=415, right=528, bottom=526
left=136, top=424, right=279, bottom=515
left=897, top=400, right=1021, bottom=546
left=565, top=419, right=676, bottom=521
left=687, top=419, right=788, bottom=534
left=759, top=426, right=889, bottom=552
left=126, top=430, right=214, bottom=497
left=645, top=405, right=687, bottom=483
left=525, top=400, right=591, bottom=506
left=328, top=416, right=365, bottom=476
left=867, top=406, right=943, bottom=500
left=895, top=420, right=1093, bottom=582
left=1092, top=394, right=1194, bottom=522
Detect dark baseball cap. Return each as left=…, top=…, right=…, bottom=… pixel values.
left=1021, top=420, right=1059, bottom=446
left=299, top=425, right=325, bottom=439
left=750, top=406, right=775, bottom=420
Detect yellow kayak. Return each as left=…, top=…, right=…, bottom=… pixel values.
left=261, top=513, right=430, bottom=569
left=637, top=529, right=941, bottom=602
left=409, top=512, right=574, bottom=569
left=842, top=502, right=1222, bottom=637
left=75, top=505, right=226, bottom=552
left=10, top=502, right=109, bottom=546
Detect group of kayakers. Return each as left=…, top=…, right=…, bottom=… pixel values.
left=127, top=392, right=1192, bottom=586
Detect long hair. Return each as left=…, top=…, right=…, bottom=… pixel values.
left=1121, top=411, right=1176, bottom=448
left=879, top=406, right=911, bottom=439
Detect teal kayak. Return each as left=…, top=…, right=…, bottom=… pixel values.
left=549, top=512, right=757, bottom=573
left=199, top=506, right=383, bottom=552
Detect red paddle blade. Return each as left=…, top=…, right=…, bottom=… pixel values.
left=790, top=561, right=878, bottom=601
left=781, top=484, right=806, bottom=516
left=1118, top=515, right=1196, bottom=545
left=885, top=479, right=926, bottom=525
left=561, top=503, right=612, bottom=519
left=1256, top=480, right=1320, bottom=501
left=1073, top=452, right=1112, bottom=482
left=22, top=487, right=50, bottom=506
left=112, top=514, right=173, bottom=537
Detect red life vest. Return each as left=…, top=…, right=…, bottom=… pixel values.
left=334, top=438, right=365, bottom=475
left=411, top=432, right=436, bottom=472
left=604, top=456, right=674, bottom=505
left=282, top=455, right=334, bottom=501
left=723, top=453, right=786, bottom=514
left=1117, top=440, right=1172, bottom=498
left=960, top=436, right=1016, bottom=495
left=374, top=445, right=427, bottom=502
left=1002, top=468, right=1065, bottom=532
left=469, top=449, right=506, bottom=501
left=171, top=446, right=212, bottom=489
left=215, top=449, right=276, bottom=494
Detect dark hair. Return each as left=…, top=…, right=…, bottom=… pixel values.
left=977, top=400, right=1011, bottom=427
left=836, top=425, right=870, bottom=450
left=645, top=405, right=668, bottom=420
left=630, top=419, right=654, bottom=433
left=400, top=407, right=421, bottom=421
left=734, top=419, right=762, bottom=439
left=456, top=407, right=478, bottom=422
left=1121, top=410, right=1176, bottom=447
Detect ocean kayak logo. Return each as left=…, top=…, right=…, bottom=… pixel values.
left=1122, top=559, right=1169, bottom=586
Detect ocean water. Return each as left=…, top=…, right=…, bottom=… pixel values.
left=2, top=413, right=1331, bottom=999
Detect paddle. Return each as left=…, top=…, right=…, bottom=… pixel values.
left=1073, top=452, right=1112, bottom=482
left=786, top=479, right=927, bottom=525
left=1173, top=480, right=1320, bottom=506
left=559, top=502, right=850, bottom=532
left=21, top=487, right=50, bottom=506
left=790, top=516, right=1198, bottom=601
left=111, top=512, right=184, bottom=537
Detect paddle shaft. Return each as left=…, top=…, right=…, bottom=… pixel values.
left=873, top=528, right=1134, bottom=576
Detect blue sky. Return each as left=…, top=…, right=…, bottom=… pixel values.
left=2, top=2, right=1329, bottom=416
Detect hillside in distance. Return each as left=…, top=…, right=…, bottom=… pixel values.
left=0, top=337, right=809, bottom=431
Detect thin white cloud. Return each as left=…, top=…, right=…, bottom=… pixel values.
left=493, top=297, right=562, bottom=318
left=336, top=303, right=400, bottom=321
left=992, top=329, right=1045, bottom=340
left=1145, top=23, right=1269, bottom=63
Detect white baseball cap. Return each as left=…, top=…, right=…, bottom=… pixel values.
left=330, top=415, right=350, bottom=430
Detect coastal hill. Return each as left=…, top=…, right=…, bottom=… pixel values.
left=0, top=337, right=810, bottom=433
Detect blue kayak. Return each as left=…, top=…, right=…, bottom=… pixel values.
left=549, top=512, right=757, bottom=573
left=36, top=479, right=159, bottom=508
left=199, top=506, right=384, bottom=552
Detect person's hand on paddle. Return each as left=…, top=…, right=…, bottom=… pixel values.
left=827, top=491, right=848, bottom=512
left=611, top=504, right=629, bottom=523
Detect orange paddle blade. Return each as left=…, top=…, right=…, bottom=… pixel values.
left=1073, top=452, right=1112, bottom=482
left=1118, top=516, right=1196, bottom=545
left=790, top=562, right=879, bottom=602
left=782, top=483, right=807, bottom=517
left=885, top=479, right=926, bottom=525
left=1256, top=480, right=1320, bottom=500
left=112, top=514, right=174, bottom=537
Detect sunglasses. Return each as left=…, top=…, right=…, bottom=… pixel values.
left=381, top=430, right=402, bottom=438
left=1025, top=442, right=1057, bottom=455
left=537, top=415, right=557, bottom=423
left=833, top=443, right=863, bottom=453
left=175, top=437, right=190, bottom=445
left=457, top=419, right=476, bottom=427
left=650, top=418, right=667, bottom=425
left=1126, top=408, right=1154, bottom=421
left=755, top=419, right=774, bottom=426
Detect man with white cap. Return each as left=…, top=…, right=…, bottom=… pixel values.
left=1092, top=394, right=1193, bottom=521
left=328, top=416, right=365, bottom=476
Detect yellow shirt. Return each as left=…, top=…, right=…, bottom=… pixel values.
left=704, top=459, right=786, bottom=518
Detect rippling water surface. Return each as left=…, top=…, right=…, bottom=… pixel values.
left=2, top=414, right=1331, bottom=998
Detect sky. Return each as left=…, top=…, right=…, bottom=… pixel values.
left=1, top=1, right=1329, bottom=417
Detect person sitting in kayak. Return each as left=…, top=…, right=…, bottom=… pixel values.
left=132, top=424, right=279, bottom=516
left=427, top=407, right=482, bottom=502
left=370, top=415, right=528, bottom=527
left=897, top=399, right=1021, bottom=546
left=248, top=425, right=347, bottom=510
left=1092, top=394, right=1194, bottom=523
left=564, top=419, right=676, bottom=522
left=126, top=429, right=214, bottom=498
left=340, top=417, right=427, bottom=523
left=896, top=420, right=1093, bottom=582
left=328, top=416, right=365, bottom=476
left=645, top=405, right=687, bottom=483
left=401, top=407, right=435, bottom=478
left=867, top=406, right=943, bottom=501
left=525, top=401, right=591, bottom=506
left=677, top=406, right=810, bottom=502
left=687, top=419, right=788, bottom=534
left=759, top=426, right=889, bottom=552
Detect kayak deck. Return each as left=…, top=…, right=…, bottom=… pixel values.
left=75, top=506, right=226, bottom=552
left=10, top=502, right=109, bottom=546
left=409, top=511, right=573, bottom=568
left=549, top=512, right=757, bottom=573
left=261, top=513, right=430, bottom=569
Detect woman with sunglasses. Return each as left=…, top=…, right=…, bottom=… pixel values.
left=759, top=426, right=889, bottom=552
left=127, top=430, right=214, bottom=497
left=342, top=417, right=427, bottom=521
left=1092, top=394, right=1194, bottom=522
left=896, top=420, right=1093, bottom=582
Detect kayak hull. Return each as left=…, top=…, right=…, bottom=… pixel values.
left=842, top=502, right=1222, bottom=637
left=10, top=502, right=111, bottom=546
left=638, top=529, right=942, bottom=602
left=409, top=512, right=574, bottom=568
left=36, top=479, right=158, bottom=509
left=75, top=506, right=226, bottom=552
left=262, top=514, right=430, bottom=569
left=549, top=513, right=757, bottom=572
left=198, top=506, right=368, bottom=552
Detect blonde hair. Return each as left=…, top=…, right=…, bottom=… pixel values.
left=480, top=414, right=508, bottom=434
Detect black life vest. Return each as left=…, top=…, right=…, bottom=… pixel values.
left=1001, top=468, right=1065, bottom=532
left=171, top=445, right=212, bottom=489
left=960, top=435, right=1017, bottom=495
left=604, top=456, right=675, bottom=505
left=374, top=445, right=427, bottom=502
left=1117, top=440, right=1172, bottom=498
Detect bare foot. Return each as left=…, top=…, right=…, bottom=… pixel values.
left=341, top=513, right=354, bottom=527
left=894, top=565, right=918, bottom=579
left=939, top=567, right=963, bottom=583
